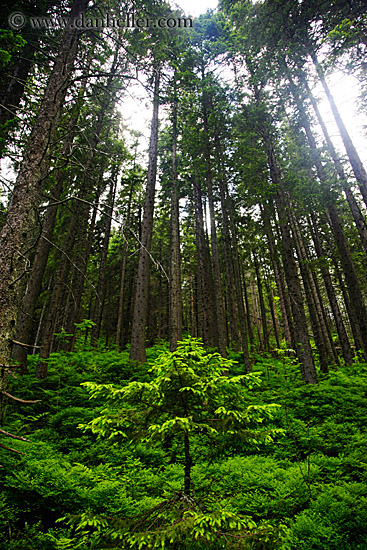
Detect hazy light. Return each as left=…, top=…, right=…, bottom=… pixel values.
left=169, top=0, right=218, bottom=17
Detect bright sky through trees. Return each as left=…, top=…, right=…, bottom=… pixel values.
left=171, top=0, right=218, bottom=17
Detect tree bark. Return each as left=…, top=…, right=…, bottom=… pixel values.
left=201, top=75, right=227, bottom=357
left=226, top=193, right=251, bottom=370
left=116, top=180, right=135, bottom=348
left=0, top=0, right=88, bottom=370
left=261, top=202, right=295, bottom=348
left=327, top=204, right=367, bottom=360
left=91, top=171, right=117, bottom=344
left=261, top=122, right=317, bottom=383
left=253, top=251, right=269, bottom=351
left=215, top=137, right=240, bottom=349
left=192, top=179, right=215, bottom=347
left=169, top=88, right=182, bottom=352
left=308, top=212, right=354, bottom=365
left=311, top=52, right=367, bottom=209
left=130, top=68, right=160, bottom=363
left=301, top=75, right=367, bottom=256
left=12, top=70, right=90, bottom=371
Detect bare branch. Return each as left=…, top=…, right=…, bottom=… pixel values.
left=0, top=442, right=25, bottom=455
left=2, top=391, right=40, bottom=404
left=12, top=340, right=41, bottom=349
left=0, top=428, right=30, bottom=442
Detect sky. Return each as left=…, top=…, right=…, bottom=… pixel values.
left=313, top=72, right=367, bottom=166
left=120, top=0, right=219, bottom=155
left=120, top=0, right=367, bottom=174
left=170, top=0, right=218, bottom=17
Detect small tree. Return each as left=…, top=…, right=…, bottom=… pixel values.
left=79, top=338, right=286, bottom=549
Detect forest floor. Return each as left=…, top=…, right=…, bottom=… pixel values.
left=1, top=343, right=367, bottom=549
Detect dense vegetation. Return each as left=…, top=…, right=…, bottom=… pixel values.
left=1, top=0, right=367, bottom=547
left=1, top=340, right=367, bottom=549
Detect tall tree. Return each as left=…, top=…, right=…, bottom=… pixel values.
left=0, top=0, right=88, bottom=371
left=130, top=67, right=161, bottom=362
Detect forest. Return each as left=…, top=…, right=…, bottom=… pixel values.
left=1, top=0, right=367, bottom=548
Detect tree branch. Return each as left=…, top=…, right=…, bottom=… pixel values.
left=0, top=428, right=30, bottom=442
left=2, top=391, right=40, bottom=404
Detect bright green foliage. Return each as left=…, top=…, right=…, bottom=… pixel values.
left=0, top=30, right=25, bottom=69
left=1, top=346, right=367, bottom=549
left=80, top=337, right=282, bottom=448
left=77, top=338, right=284, bottom=548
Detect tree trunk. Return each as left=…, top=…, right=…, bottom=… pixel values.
left=169, top=88, right=182, bottom=352
left=261, top=202, right=295, bottom=348
left=265, top=277, right=280, bottom=349
left=192, top=179, right=215, bottom=347
left=311, top=52, right=367, bottom=208
left=130, top=68, right=160, bottom=363
left=36, top=177, right=102, bottom=378
left=226, top=190, right=251, bottom=370
left=0, top=0, right=88, bottom=370
left=201, top=77, right=227, bottom=356
left=261, top=122, right=316, bottom=383
left=253, top=251, right=269, bottom=351
left=215, top=137, right=240, bottom=349
left=327, top=205, right=367, bottom=359
left=308, top=212, right=354, bottom=365
left=301, top=75, right=367, bottom=256
left=116, top=182, right=135, bottom=348
left=12, top=70, right=90, bottom=370
left=91, top=172, right=117, bottom=344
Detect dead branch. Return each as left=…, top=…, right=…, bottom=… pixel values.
left=0, top=442, right=25, bottom=455
left=2, top=391, right=40, bottom=404
left=12, top=340, right=41, bottom=349
left=0, top=428, right=30, bottom=442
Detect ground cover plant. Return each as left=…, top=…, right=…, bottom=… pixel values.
left=1, top=340, right=367, bottom=549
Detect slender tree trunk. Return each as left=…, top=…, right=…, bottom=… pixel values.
left=116, top=183, right=135, bottom=348
left=253, top=251, right=269, bottom=351
left=308, top=213, right=353, bottom=365
left=294, top=71, right=367, bottom=360
left=32, top=278, right=51, bottom=354
left=12, top=70, right=90, bottom=370
left=36, top=178, right=102, bottom=378
left=261, top=120, right=316, bottom=382
left=91, top=172, right=117, bottom=344
left=327, top=205, right=367, bottom=359
left=225, top=191, right=251, bottom=370
left=193, top=179, right=214, bottom=346
left=130, top=68, right=160, bottom=363
left=310, top=52, right=367, bottom=208
left=66, top=180, right=103, bottom=351
left=332, top=258, right=361, bottom=356
left=169, top=89, right=182, bottom=352
left=301, top=75, right=367, bottom=255
left=275, top=191, right=317, bottom=383
left=290, top=209, right=335, bottom=372
left=265, top=278, right=280, bottom=349
left=0, top=0, right=88, bottom=370
left=214, top=137, right=240, bottom=348
left=250, top=279, right=262, bottom=349
left=243, top=273, right=255, bottom=352
left=288, top=70, right=367, bottom=260
left=12, top=175, right=64, bottom=373
left=261, top=202, right=295, bottom=348
left=201, top=77, right=227, bottom=356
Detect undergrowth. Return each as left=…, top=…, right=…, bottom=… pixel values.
left=0, top=343, right=366, bottom=549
